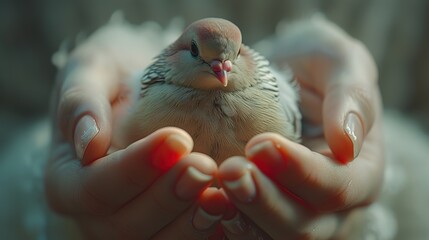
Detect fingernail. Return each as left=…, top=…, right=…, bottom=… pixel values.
left=152, top=134, right=193, bottom=171
left=221, top=213, right=248, bottom=235
left=74, top=115, right=99, bottom=159
left=192, top=207, right=222, bottom=231
left=223, top=166, right=256, bottom=203
left=344, top=113, right=364, bottom=159
left=247, top=140, right=284, bottom=177
left=175, top=166, right=213, bottom=200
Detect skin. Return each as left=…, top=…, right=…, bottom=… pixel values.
left=46, top=18, right=383, bottom=239
left=47, top=40, right=221, bottom=239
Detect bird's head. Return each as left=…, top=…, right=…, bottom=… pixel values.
left=164, top=18, right=249, bottom=91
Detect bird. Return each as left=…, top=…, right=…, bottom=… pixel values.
left=118, top=18, right=301, bottom=163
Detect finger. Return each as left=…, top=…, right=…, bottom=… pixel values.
left=219, top=156, right=295, bottom=239
left=219, top=157, right=341, bottom=239
left=289, top=51, right=379, bottom=163
left=55, top=54, right=121, bottom=164
left=245, top=132, right=383, bottom=212
left=45, top=127, right=194, bottom=215
left=296, top=53, right=378, bottom=163
left=276, top=21, right=379, bottom=163
left=323, top=79, right=380, bottom=163
left=110, top=153, right=217, bottom=239
left=153, top=187, right=227, bottom=240
left=323, top=56, right=379, bottom=162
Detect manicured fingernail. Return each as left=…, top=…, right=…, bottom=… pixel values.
left=175, top=166, right=213, bottom=200
left=247, top=140, right=284, bottom=177
left=74, top=115, right=99, bottom=159
left=192, top=207, right=222, bottom=231
left=152, top=134, right=193, bottom=171
left=221, top=213, right=248, bottom=235
left=223, top=166, right=256, bottom=203
left=344, top=113, right=363, bottom=159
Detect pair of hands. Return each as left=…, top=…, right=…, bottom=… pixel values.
left=45, top=18, right=383, bottom=239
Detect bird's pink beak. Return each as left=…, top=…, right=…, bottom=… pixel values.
left=210, top=60, right=232, bottom=87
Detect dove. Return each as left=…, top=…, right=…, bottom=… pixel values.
left=119, top=18, right=301, bottom=163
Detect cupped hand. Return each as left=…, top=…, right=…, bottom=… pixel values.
left=218, top=17, right=384, bottom=239
left=45, top=24, right=224, bottom=239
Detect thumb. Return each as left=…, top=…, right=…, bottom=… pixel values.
left=55, top=55, right=119, bottom=165
left=323, top=76, right=379, bottom=163
left=323, top=41, right=379, bottom=163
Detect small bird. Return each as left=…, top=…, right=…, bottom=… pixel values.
left=120, top=18, right=301, bottom=163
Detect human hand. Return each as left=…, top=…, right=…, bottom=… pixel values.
left=217, top=17, right=384, bottom=239
left=45, top=24, right=225, bottom=239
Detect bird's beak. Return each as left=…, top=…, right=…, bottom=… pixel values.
left=210, top=60, right=232, bottom=87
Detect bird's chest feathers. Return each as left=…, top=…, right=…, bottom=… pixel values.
left=153, top=86, right=246, bottom=133
left=130, top=84, right=276, bottom=161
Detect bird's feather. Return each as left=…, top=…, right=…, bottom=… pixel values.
left=121, top=18, right=301, bottom=163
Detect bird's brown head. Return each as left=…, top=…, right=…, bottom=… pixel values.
left=165, top=18, right=245, bottom=90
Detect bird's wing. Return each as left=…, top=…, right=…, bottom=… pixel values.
left=275, top=66, right=302, bottom=141
left=140, top=54, right=168, bottom=97
left=245, top=45, right=281, bottom=101
left=248, top=45, right=302, bottom=140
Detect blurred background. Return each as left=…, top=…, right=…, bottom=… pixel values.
left=1, top=0, right=428, bottom=141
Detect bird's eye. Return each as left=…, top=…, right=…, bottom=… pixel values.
left=190, top=40, right=199, bottom=57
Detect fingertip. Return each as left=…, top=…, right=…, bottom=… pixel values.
left=183, top=152, right=218, bottom=176
left=75, top=113, right=111, bottom=165
left=74, top=115, right=98, bottom=159
left=323, top=87, right=375, bottom=163
left=152, top=127, right=194, bottom=152
left=324, top=116, right=353, bottom=164
left=149, top=128, right=195, bottom=171
left=218, top=156, right=251, bottom=181
left=219, top=157, right=257, bottom=204
left=245, top=133, right=301, bottom=177
left=121, top=127, right=195, bottom=173
left=198, top=188, right=229, bottom=216
left=343, top=112, right=364, bottom=160
left=245, top=132, right=286, bottom=154
left=174, top=166, right=214, bottom=201
left=324, top=111, right=365, bottom=164
left=191, top=188, right=230, bottom=233
left=56, top=86, right=113, bottom=165
left=168, top=152, right=217, bottom=201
